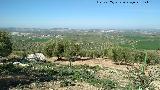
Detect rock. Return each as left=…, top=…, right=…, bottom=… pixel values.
left=19, top=63, right=29, bottom=67
left=13, top=62, right=21, bottom=65
left=49, top=88, right=53, bottom=90
left=30, top=83, right=36, bottom=87
left=13, top=62, right=29, bottom=67
left=27, top=53, right=46, bottom=62
left=150, top=81, right=160, bottom=90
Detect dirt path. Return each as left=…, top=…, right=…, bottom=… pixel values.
left=48, top=57, right=133, bottom=71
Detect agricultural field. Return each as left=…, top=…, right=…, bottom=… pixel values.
left=9, top=29, right=160, bottom=53
left=119, top=31, right=160, bottom=50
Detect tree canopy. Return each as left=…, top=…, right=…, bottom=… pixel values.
left=44, top=39, right=80, bottom=60
left=0, top=31, right=12, bottom=57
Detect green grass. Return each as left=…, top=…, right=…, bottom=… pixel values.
left=135, top=40, right=160, bottom=50
left=121, top=34, right=160, bottom=50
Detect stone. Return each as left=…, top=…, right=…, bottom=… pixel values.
left=27, top=53, right=46, bottom=62
left=13, top=62, right=21, bottom=65
left=150, top=81, right=160, bottom=90
left=13, top=62, right=29, bottom=67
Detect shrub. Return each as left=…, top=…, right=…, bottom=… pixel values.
left=134, top=51, right=146, bottom=63
left=126, top=53, right=154, bottom=90
left=147, top=51, right=160, bottom=65
left=103, top=48, right=113, bottom=58
left=112, top=47, right=133, bottom=64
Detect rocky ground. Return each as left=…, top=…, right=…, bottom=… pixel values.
left=1, top=57, right=160, bottom=90
left=10, top=81, right=99, bottom=90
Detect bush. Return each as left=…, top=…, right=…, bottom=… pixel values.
left=0, top=63, right=23, bottom=75
left=111, top=47, right=134, bottom=64
left=110, top=46, right=160, bottom=65
left=112, top=47, right=124, bottom=63
left=134, top=51, right=146, bottom=63
left=103, top=48, right=113, bottom=58
left=147, top=51, right=160, bottom=65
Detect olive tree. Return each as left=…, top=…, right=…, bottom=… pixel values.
left=0, top=31, right=12, bottom=57
left=44, top=39, right=67, bottom=60
left=44, top=39, right=81, bottom=62
left=64, top=41, right=80, bottom=60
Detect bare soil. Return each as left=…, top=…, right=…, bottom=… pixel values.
left=7, top=57, right=160, bottom=90
left=49, top=57, right=133, bottom=71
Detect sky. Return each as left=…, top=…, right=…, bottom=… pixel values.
left=0, top=0, right=160, bottom=29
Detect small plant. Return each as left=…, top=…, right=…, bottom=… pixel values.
left=126, top=51, right=154, bottom=90
left=60, top=79, right=75, bottom=87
